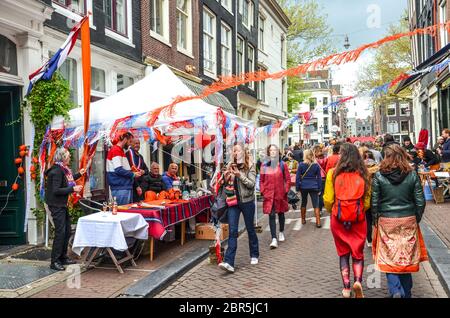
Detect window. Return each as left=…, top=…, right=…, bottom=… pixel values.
left=103, top=0, right=127, bottom=35
left=177, top=0, right=192, bottom=52
left=151, top=0, right=164, bottom=36
left=323, top=97, right=328, bottom=114
left=309, top=98, right=317, bottom=111
left=222, top=0, right=232, bottom=12
left=236, top=36, right=244, bottom=79
left=91, top=67, right=106, bottom=93
left=400, top=103, right=410, bottom=116
left=440, top=1, right=448, bottom=48
left=221, top=22, right=232, bottom=76
left=259, top=15, right=265, bottom=51
left=54, top=52, right=77, bottom=104
left=203, top=7, right=216, bottom=76
left=257, top=67, right=266, bottom=102
left=117, top=73, right=134, bottom=92
left=324, top=124, right=329, bottom=134
left=0, top=35, right=18, bottom=75
left=387, top=121, right=399, bottom=133
left=281, top=35, right=285, bottom=66
left=53, top=0, right=86, bottom=14
left=247, top=44, right=255, bottom=89
left=242, top=0, right=253, bottom=29
left=387, top=104, right=396, bottom=116
left=400, top=120, right=409, bottom=132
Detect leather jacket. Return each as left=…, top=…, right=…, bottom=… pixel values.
left=371, top=169, right=425, bottom=225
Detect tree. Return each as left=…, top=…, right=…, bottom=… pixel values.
left=279, top=0, right=336, bottom=113
left=356, top=12, right=413, bottom=110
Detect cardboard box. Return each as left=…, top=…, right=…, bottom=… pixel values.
left=195, top=223, right=229, bottom=240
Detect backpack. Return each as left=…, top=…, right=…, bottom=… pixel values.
left=332, top=172, right=365, bottom=225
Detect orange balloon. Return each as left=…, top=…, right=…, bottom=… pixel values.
left=29, top=165, right=36, bottom=172
left=14, top=158, right=22, bottom=165
left=12, top=183, right=19, bottom=191
left=31, top=173, right=37, bottom=180
left=32, top=157, right=39, bottom=164
left=19, top=150, right=26, bottom=157
left=19, top=145, right=27, bottom=151
left=18, top=167, right=24, bottom=175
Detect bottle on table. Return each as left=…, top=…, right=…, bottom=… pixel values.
left=112, top=196, right=118, bottom=215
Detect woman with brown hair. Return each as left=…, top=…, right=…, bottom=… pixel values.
left=260, top=144, right=291, bottom=248
left=218, top=142, right=259, bottom=273
left=323, top=143, right=371, bottom=298
left=371, top=144, right=427, bottom=298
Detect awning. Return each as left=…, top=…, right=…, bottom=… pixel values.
left=179, top=77, right=236, bottom=114
left=395, top=42, right=450, bottom=94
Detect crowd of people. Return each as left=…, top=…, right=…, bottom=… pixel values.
left=43, top=128, right=450, bottom=298
left=217, top=128, right=450, bottom=299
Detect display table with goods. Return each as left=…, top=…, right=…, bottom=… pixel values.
left=72, top=211, right=148, bottom=273
left=117, top=190, right=214, bottom=261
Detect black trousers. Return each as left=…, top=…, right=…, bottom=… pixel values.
left=366, top=209, right=373, bottom=243
left=49, top=206, right=72, bottom=263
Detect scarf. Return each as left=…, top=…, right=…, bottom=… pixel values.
left=54, top=162, right=75, bottom=187
left=224, top=173, right=238, bottom=207
left=167, top=172, right=179, bottom=180
left=127, top=149, right=142, bottom=171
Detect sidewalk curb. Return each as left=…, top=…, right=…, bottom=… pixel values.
left=421, top=222, right=450, bottom=297
left=120, top=212, right=263, bottom=298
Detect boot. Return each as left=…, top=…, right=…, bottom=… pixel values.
left=301, top=207, right=306, bottom=224
left=314, top=208, right=322, bottom=228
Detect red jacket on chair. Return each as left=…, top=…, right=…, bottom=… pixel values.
left=260, top=161, right=291, bottom=214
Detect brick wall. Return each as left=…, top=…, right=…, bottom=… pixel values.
left=141, top=0, right=199, bottom=75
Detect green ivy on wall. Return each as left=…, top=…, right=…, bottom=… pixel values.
left=25, top=72, right=83, bottom=225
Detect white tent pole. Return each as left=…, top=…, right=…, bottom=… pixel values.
left=254, top=136, right=258, bottom=227
left=45, top=212, right=48, bottom=248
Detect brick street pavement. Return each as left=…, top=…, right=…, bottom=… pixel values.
left=155, top=209, right=447, bottom=298
left=423, top=201, right=450, bottom=248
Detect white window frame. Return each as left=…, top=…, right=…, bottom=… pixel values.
left=259, top=14, right=265, bottom=52
left=387, top=104, right=397, bottom=116
left=400, top=103, right=410, bottom=116
left=177, top=0, right=193, bottom=57
left=104, top=0, right=134, bottom=47
left=221, top=21, right=232, bottom=76
left=150, top=0, right=171, bottom=47
left=222, top=0, right=233, bottom=14
left=51, top=0, right=96, bottom=29
left=387, top=121, right=399, bottom=134
left=242, top=0, right=253, bottom=30
left=236, top=35, right=245, bottom=81
left=203, top=7, right=217, bottom=78
left=247, top=44, right=255, bottom=89
left=440, top=0, right=448, bottom=48
left=257, top=66, right=266, bottom=103
left=400, top=120, right=410, bottom=133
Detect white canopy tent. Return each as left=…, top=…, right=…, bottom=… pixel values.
left=51, top=64, right=252, bottom=136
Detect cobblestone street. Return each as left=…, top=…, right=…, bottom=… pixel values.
left=155, top=209, right=447, bottom=298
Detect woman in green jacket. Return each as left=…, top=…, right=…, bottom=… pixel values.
left=371, top=144, right=428, bottom=298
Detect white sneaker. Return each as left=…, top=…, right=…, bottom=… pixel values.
left=270, top=238, right=278, bottom=249
left=366, top=241, right=372, bottom=248
left=278, top=232, right=285, bottom=242
left=250, top=257, right=259, bottom=265
left=218, top=262, right=235, bottom=273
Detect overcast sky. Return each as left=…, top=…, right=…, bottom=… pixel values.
left=313, top=0, right=408, bottom=118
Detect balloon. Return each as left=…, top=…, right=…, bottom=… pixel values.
left=12, top=183, right=19, bottom=191
left=19, top=145, right=27, bottom=151
left=14, top=158, right=22, bottom=165
left=30, top=165, right=36, bottom=172
left=18, top=167, right=24, bottom=175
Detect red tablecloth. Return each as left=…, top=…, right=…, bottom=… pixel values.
left=117, top=195, right=213, bottom=240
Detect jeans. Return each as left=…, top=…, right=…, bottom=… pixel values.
left=49, top=206, right=71, bottom=264
left=224, top=201, right=259, bottom=267
left=111, top=189, right=132, bottom=205
left=300, top=189, right=319, bottom=208
left=319, top=178, right=326, bottom=210
left=269, top=208, right=285, bottom=239
left=386, top=273, right=413, bottom=298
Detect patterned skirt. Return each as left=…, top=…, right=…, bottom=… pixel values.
left=372, top=216, right=428, bottom=273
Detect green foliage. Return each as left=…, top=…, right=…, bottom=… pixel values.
left=279, top=0, right=335, bottom=114
left=25, top=72, right=74, bottom=224
left=356, top=12, right=413, bottom=110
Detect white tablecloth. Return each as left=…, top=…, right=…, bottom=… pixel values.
left=72, top=212, right=149, bottom=256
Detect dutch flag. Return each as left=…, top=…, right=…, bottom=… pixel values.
left=27, top=16, right=88, bottom=95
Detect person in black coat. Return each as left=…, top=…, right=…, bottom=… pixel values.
left=142, top=162, right=166, bottom=194
left=126, top=138, right=149, bottom=201
left=45, top=148, right=85, bottom=271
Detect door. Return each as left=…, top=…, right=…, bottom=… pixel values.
left=0, top=86, right=25, bottom=245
